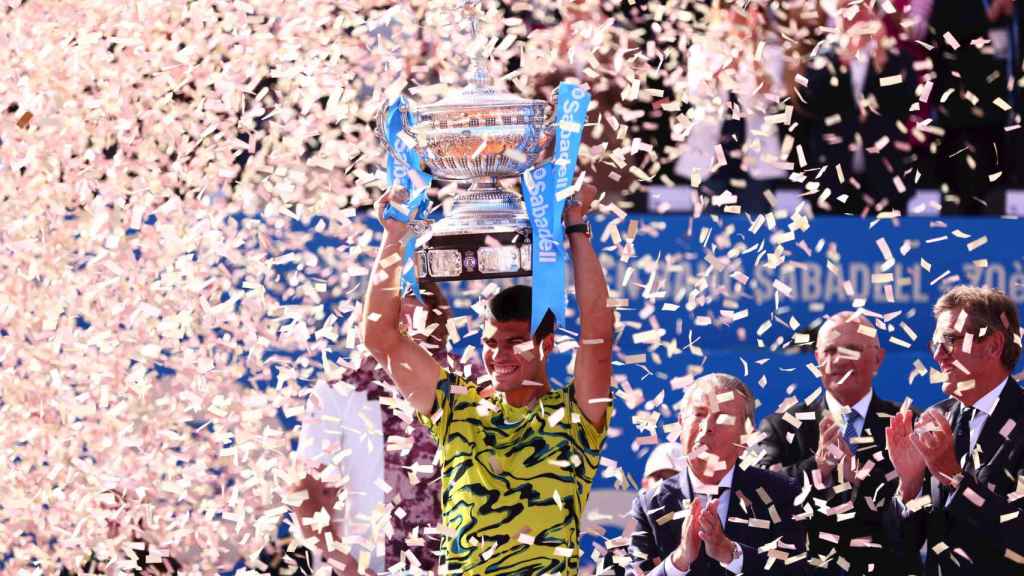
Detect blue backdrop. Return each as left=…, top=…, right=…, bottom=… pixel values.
left=424, top=213, right=1024, bottom=563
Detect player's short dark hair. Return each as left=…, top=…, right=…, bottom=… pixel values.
left=487, top=285, right=555, bottom=340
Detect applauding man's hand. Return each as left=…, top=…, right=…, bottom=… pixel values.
left=700, top=498, right=740, bottom=566
left=910, top=408, right=963, bottom=485
left=816, top=414, right=858, bottom=484
left=886, top=410, right=928, bottom=502
left=671, top=499, right=704, bottom=572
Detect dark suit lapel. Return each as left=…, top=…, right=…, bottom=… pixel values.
left=651, top=474, right=687, bottom=555
left=658, top=473, right=687, bottom=519
left=926, top=397, right=979, bottom=551
left=974, top=379, right=1022, bottom=481
left=725, top=467, right=756, bottom=546
left=677, top=469, right=691, bottom=504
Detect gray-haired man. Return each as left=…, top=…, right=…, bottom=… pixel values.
left=627, top=374, right=808, bottom=576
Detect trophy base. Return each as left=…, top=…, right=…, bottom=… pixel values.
left=414, top=227, right=533, bottom=281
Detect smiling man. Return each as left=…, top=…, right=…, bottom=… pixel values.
left=628, top=374, right=807, bottom=576
left=361, top=184, right=614, bottom=575
left=758, top=311, right=916, bottom=575
left=885, top=286, right=1024, bottom=575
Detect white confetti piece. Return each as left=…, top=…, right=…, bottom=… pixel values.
left=879, top=74, right=903, bottom=87
left=547, top=407, right=566, bottom=428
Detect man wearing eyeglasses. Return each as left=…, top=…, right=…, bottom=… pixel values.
left=885, top=286, right=1024, bottom=575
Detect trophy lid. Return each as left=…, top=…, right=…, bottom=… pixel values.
left=419, top=83, right=545, bottom=112
left=415, top=1, right=545, bottom=114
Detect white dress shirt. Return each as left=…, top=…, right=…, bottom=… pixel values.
left=663, top=466, right=744, bottom=576
left=961, top=377, right=1008, bottom=460
left=824, top=388, right=873, bottom=437
left=297, top=381, right=386, bottom=573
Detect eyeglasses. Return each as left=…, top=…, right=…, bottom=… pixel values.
left=931, top=331, right=989, bottom=355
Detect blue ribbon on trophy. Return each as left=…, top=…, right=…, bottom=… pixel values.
left=381, top=95, right=433, bottom=301
left=520, top=81, right=591, bottom=334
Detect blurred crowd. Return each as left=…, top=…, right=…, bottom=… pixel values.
left=518, top=0, right=1023, bottom=216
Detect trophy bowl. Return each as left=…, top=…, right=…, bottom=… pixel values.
left=378, top=80, right=558, bottom=281
left=407, top=90, right=554, bottom=180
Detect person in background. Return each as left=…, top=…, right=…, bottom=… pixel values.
left=675, top=1, right=789, bottom=216
left=923, top=0, right=1020, bottom=214
left=292, top=282, right=452, bottom=575
left=643, top=442, right=687, bottom=490
left=628, top=374, right=807, bottom=576
left=758, top=311, right=919, bottom=575
left=798, top=0, right=919, bottom=215
left=885, top=286, right=1024, bottom=575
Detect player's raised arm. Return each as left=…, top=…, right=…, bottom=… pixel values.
left=360, top=190, right=441, bottom=416
left=566, top=184, right=614, bottom=428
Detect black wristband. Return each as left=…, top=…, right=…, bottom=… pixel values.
left=565, top=222, right=591, bottom=238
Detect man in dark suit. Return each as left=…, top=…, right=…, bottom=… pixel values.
left=885, top=286, right=1024, bottom=575
left=628, top=373, right=807, bottom=576
left=758, top=311, right=918, bottom=575
left=927, top=0, right=1019, bottom=213
left=798, top=2, right=918, bottom=215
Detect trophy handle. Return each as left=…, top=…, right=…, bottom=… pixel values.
left=375, top=97, right=422, bottom=177
left=528, top=89, right=557, bottom=169
left=544, top=85, right=559, bottom=129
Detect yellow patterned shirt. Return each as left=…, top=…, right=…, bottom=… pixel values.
left=416, top=369, right=610, bottom=575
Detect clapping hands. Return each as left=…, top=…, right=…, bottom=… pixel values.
left=815, top=414, right=858, bottom=484
left=886, top=408, right=963, bottom=502
left=672, top=498, right=738, bottom=571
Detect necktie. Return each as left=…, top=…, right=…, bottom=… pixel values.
left=843, top=411, right=861, bottom=445
left=720, top=92, right=747, bottom=173
left=696, top=483, right=729, bottom=506
left=954, top=405, right=976, bottom=469
left=694, top=486, right=730, bottom=527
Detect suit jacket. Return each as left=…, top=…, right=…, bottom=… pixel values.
left=929, top=0, right=1017, bottom=127
left=627, top=466, right=808, bottom=576
left=800, top=44, right=918, bottom=213
left=758, top=392, right=920, bottom=575
left=884, top=379, right=1024, bottom=576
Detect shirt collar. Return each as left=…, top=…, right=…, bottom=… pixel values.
left=687, top=464, right=735, bottom=496
left=824, top=388, right=873, bottom=422
left=965, top=377, right=1008, bottom=417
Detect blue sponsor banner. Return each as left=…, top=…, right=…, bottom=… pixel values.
left=381, top=95, right=432, bottom=301
left=521, top=81, right=591, bottom=334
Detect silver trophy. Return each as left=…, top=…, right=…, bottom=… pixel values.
left=376, top=2, right=556, bottom=281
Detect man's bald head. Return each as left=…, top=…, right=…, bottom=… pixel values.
left=815, top=311, right=885, bottom=407
left=817, top=311, right=881, bottom=351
